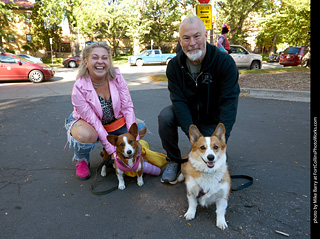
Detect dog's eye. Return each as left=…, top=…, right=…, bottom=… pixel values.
left=213, top=145, right=219, bottom=150
left=120, top=143, right=125, bottom=147
left=200, top=145, right=206, bottom=150
left=128, top=140, right=133, bottom=144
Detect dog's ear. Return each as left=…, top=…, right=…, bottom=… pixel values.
left=128, top=123, right=138, bottom=139
left=107, top=135, right=118, bottom=146
left=189, top=124, right=202, bottom=145
left=213, top=123, right=226, bottom=143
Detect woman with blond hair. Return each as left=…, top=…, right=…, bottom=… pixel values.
left=65, top=42, right=146, bottom=180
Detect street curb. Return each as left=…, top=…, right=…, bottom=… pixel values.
left=128, top=77, right=310, bottom=103
left=241, top=88, right=310, bottom=102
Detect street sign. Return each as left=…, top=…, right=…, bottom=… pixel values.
left=198, top=0, right=211, bottom=3
left=196, top=4, right=212, bottom=30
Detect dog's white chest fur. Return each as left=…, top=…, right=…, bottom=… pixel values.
left=187, top=168, right=229, bottom=206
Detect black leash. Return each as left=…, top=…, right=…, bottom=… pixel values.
left=181, top=157, right=253, bottom=192
left=89, top=156, right=253, bottom=195
left=89, top=160, right=118, bottom=195
left=230, top=175, right=253, bottom=192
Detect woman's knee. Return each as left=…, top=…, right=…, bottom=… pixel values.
left=71, top=120, right=98, bottom=144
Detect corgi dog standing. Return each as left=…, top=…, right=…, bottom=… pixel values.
left=102, top=123, right=144, bottom=190
left=178, top=123, right=231, bottom=230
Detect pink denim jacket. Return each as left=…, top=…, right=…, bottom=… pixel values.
left=71, top=69, right=137, bottom=155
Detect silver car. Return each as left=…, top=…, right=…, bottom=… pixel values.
left=230, top=45, right=262, bottom=69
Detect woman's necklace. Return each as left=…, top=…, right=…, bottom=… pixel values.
left=92, top=79, right=107, bottom=86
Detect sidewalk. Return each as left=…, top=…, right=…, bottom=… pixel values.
left=127, top=76, right=311, bottom=102
left=241, top=88, right=310, bottom=102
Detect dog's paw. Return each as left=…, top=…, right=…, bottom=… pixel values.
left=177, top=173, right=185, bottom=183
left=118, top=184, right=126, bottom=190
left=101, top=165, right=107, bottom=177
left=216, top=217, right=228, bottom=230
left=137, top=177, right=144, bottom=187
left=184, top=210, right=196, bottom=221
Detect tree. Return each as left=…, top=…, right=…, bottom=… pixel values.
left=125, top=0, right=151, bottom=55
left=95, top=0, right=136, bottom=57
left=30, top=0, right=64, bottom=54
left=63, top=0, right=82, bottom=55
left=256, top=0, right=310, bottom=53
left=216, top=0, right=265, bottom=45
left=0, top=0, right=20, bottom=48
left=143, top=0, right=180, bottom=50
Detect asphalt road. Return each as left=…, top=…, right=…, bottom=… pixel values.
left=0, top=64, right=310, bottom=238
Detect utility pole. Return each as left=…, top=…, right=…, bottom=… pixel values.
left=50, top=38, right=53, bottom=65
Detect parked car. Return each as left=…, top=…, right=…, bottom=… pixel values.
left=268, top=52, right=282, bottom=63
left=279, top=46, right=305, bottom=66
left=0, top=52, right=54, bottom=83
left=17, top=54, right=43, bottom=64
left=229, top=45, right=262, bottom=69
left=128, top=49, right=176, bottom=66
left=63, top=55, right=81, bottom=68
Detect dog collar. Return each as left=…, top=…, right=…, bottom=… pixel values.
left=114, top=150, right=141, bottom=172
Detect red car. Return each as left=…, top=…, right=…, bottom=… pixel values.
left=0, top=52, right=54, bottom=83
left=279, top=46, right=305, bottom=66
left=63, top=55, right=81, bottom=68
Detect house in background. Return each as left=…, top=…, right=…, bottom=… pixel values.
left=1, top=0, right=132, bottom=57
left=1, top=0, right=77, bottom=57
left=1, top=0, right=35, bottom=55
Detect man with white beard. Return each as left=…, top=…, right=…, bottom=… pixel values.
left=158, top=15, right=240, bottom=184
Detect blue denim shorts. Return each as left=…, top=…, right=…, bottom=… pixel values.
left=65, top=113, right=146, bottom=136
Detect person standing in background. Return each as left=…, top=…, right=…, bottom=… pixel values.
left=217, top=24, right=232, bottom=54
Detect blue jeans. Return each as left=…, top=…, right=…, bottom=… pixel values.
left=65, top=113, right=146, bottom=162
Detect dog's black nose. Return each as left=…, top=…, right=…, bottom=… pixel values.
left=207, top=154, right=215, bottom=161
left=127, top=150, right=132, bottom=155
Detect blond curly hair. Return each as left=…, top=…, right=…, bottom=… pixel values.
left=76, top=42, right=117, bottom=81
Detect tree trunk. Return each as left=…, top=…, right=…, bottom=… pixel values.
left=301, top=42, right=310, bottom=68
left=269, top=33, right=278, bottom=55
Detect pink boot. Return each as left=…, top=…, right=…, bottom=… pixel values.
left=76, top=161, right=91, bottom=180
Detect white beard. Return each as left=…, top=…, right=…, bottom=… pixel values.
left=186, top=49, right=204, bottom=62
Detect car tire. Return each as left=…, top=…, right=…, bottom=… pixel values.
left=250, top=61, right=260, bottom=70
left=29, top=70, right=44, bottom=83
left=166, top=58, right=172, bottom=65
left=136, top=59, right=144, bottom=67
left=68, top=61, right=77, bottom=68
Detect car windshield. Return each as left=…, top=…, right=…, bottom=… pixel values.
left=18, top=55, right=37, bottom=63
left=283, top=48, right=300, bottom=55
left=230, top=46, right=248, bottom=54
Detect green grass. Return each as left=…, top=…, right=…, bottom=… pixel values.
left=150, top=74, right=168, bottom=82
left=150, top=66, right=310, bottom=82
left=42, top=57, right=64, bottom=67
left=113, top=54, right=130, bottom=65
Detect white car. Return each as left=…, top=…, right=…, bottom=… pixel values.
left=229, top=45, right=262, bottom=69
left=17, top=54, right=43, bottom=64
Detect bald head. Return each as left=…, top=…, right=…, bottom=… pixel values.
left=178, top=15, right=207, bottom=64
left=179, top=16, right=206, bottom=36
